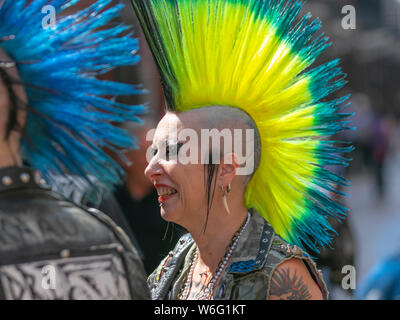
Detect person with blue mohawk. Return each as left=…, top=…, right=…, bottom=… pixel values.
left=0, top=0, right=149, bottom=299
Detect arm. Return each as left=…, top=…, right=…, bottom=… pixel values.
left=268, top=257, right=324, bottom=300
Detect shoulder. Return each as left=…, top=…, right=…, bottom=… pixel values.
left=265, top=235, right=327, bottom=300
left=268, top=257, right=323, bottom=300
left=85, top=207, right=150, bottom=299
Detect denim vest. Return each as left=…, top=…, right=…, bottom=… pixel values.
left=148, top=210, right=328, bottom=300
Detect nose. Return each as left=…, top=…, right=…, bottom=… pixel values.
left=144, top=156, right=164, bottom=184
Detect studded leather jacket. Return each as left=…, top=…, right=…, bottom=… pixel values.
left=148, top=210, right=328, bottom=300
left=0, top=166, right=150, bottom=300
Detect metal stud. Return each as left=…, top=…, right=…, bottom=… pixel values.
left=20, top=173, right=30, bottom=183
left=2, top=176, right=12, bottom=186
left=60, top=249, right=70, bottom=259
left=218, top=287, right=224, bottom=297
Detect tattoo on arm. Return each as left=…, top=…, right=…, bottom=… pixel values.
left=270, top=267, right=312, bottom=300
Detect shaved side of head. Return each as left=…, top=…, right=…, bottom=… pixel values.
left=175, top=105, right=261, bottom=185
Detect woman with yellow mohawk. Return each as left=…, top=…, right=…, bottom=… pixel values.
left=132, top=0, right=353, bottom=300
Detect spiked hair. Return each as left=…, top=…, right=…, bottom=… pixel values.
left=131, top=0, right=353, bottom=252
left=0, top=0, right=145, bottom=195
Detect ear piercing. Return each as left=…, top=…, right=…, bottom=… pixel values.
left=221, top=184, right=231, bottom=215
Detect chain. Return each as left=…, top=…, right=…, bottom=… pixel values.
left=178, top=212, right=251, bottom=300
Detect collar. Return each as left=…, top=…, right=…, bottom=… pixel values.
left=152, top=209, right=276, bottom=300
left=226, top=208, right=275, bottom=275
left=0, top=166, right=45, bottom=193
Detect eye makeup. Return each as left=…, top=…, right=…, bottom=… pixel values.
left=150, top=140, right=184, bottom=160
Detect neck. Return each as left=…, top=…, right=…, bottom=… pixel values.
left=0, top=142, right=21, bottom=169
left=188, top=200, right=248, bottom=273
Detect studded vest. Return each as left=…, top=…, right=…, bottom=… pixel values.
left=148, top=210, right=328, bottom=300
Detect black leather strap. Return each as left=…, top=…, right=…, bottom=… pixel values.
left=0, top=166, right=42, bottom=193
left=227, top=219, right=275, bottom=275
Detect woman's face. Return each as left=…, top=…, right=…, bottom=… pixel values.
left=144, top=112, right=209, bottom=227
left=0, top=49, right=27, bottom=149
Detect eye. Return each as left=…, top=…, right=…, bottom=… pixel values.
left=149, top=146, right=157, bottom=157
left=165, top=145, right=175, bottom=155
left=165, top=142, right=184, bottom=160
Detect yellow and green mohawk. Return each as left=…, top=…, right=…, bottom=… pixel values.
left=131, top=0, right=353, bottom=252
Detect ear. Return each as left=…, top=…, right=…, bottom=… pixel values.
left=218, top=152, right=240, bottom=186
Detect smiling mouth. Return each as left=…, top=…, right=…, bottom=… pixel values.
left=157, top=188, right=178, bottom=197
left=155, top=184, right=178, bottom=202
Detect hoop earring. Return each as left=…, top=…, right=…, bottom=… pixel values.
left=221, top=185, right=231, bottom=215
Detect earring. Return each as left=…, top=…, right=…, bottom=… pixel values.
left=221, top=185, right=231, bottom=215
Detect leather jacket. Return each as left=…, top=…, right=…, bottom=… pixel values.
left=0, top=166, right=150, bottom=300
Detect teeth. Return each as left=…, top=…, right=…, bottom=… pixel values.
left=157, top=187, right=177, bottom=196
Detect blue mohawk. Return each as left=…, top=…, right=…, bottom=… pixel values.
left=0, top=0, right=145, bottom=195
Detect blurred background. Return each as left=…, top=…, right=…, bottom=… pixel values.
left=302, top=0, right=400, bottom=300
left=67, top=0, right=400, bottom=299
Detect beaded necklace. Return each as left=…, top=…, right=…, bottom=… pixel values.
left=179, top=212, right=251, bottom=300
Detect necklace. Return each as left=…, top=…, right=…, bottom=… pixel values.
left=179, top=212, right=251, bottom=300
